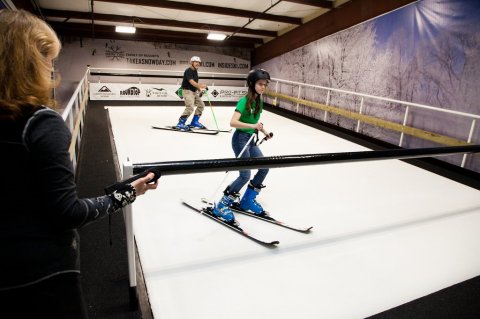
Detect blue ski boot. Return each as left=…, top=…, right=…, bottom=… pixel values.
left=188, top=114, right=206, bottom=129
left=212, top=188, right=239, bottom=223
left=239, top=183, right=266, bottom=216
left=175, top=117, right=189, bottom=131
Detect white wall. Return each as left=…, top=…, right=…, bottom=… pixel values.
left=55, top=38, right=251, bottom=105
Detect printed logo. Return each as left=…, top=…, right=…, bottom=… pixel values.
left=92, top=84, right=116, bottom=99
left=98, top=86, right=111, bottom=92
left=146, top=87, right=168, bottom=98
left=120, top=87, right=140, bottom=96
left=211, top=89, right=247, bottom=99
left=105, top=44, right=125, bottom=61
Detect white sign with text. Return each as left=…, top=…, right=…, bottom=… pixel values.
left=90, top=83, right=248, bottom=101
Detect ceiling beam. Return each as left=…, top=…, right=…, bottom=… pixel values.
left=49, top=22, right=261, bottom=49
left=253, top=0, right=417, bottom=65
left=8, top=0, right=36, bottom=13
left=281, top=0, right=334, bottom=9
left=42, top=9, right=277, bottom=38
left=96, top=0, right=302, bottom=25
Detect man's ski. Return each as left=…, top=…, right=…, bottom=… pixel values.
left=199, top=128, right=232, bottom=133
left=202, top=198, right=312, bottom=233
left=152, top=126, right=219, bottom=135
left=182, top=200, right=279, bottom=247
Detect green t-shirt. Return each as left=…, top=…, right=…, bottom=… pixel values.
left=235, top=96, right=263, bottom=134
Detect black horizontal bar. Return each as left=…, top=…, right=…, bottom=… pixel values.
left=132, top=145, right=480, bottom=175
left=89, top=72, right=246, bottom=81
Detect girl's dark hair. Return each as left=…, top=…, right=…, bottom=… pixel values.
left=245, top=86, right=261, bottom=116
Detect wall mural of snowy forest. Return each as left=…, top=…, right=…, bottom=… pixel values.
left=258, top=0, right=480, bottom=172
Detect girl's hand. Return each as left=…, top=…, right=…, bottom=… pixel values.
left=253, top=122, right=263, bottom=130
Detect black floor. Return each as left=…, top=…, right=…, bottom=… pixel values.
left=75, top=101, right=480, bottom=318
left=76, top=101, right=143, bottom=318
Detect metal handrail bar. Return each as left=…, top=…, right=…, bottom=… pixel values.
left=271, top=77, right=480, bottom=120
left=89, top=67, right=248, bottom=78
left=62, top=70, right=89, bottom=121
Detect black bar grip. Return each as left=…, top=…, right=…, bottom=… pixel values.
left=258, top=132, right=273, bottom=145
left=104, top=167, right=161, bottom=194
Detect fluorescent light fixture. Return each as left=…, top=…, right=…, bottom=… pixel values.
left=116, top=26, right=136, bottom=34
left=207, top=32, right=227, bottom=41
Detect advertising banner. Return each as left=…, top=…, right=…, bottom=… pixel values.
left=90, top=83, right=247, bottom=101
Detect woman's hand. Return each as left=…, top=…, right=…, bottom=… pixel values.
left=131, top=172, right=158, bottom=195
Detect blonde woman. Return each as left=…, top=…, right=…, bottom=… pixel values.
left=0, top=10, right=157, bottom=318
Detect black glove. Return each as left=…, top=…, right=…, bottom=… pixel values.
left=199, top=87, right=208, bottom=97
left=108, top=183, right=136, bottom=212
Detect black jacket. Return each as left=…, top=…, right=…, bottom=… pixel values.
left=0, top=107, right=114, bottom=290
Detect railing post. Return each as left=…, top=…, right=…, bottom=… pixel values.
left=273, top=80, right=279, bottom=106
left=461, top=119, right=476, bottom=167
left=122, top=159, right=139, bottom=310
left=324, top=90, right=331, bottom=122
left=356, top=97, right=364, bottom=133
left=399, top=106, right=410, bottom=147
left=68, top=109, right=74, bottom=132
left=296, top=85, right=302, bottom=113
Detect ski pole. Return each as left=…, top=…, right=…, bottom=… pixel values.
left=204, top=88, right=221, bottom=131
left=207, top=131, right=257, bottom=206
left=207, top=130, right=274, bottom=206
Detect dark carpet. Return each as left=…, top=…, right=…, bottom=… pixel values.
left=75, top=101, right=143, bottom=318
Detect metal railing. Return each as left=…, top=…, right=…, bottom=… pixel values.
left=266, top=78, right=480, bottom=168
left=63, top=69, right=479, bottom=171
left=88, top=67, right=247, bottom=86
left=61, top=69, right=89, bottom=171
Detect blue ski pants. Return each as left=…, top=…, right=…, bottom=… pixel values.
left=229, top=130, right=269, bottom=193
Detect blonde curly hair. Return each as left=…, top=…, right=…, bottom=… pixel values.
left=0, top=9, right=61, bottom=120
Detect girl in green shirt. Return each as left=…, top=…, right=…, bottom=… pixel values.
left=212, top=69, right=273, bottom=223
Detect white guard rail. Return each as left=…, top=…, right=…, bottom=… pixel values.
left=267, top=77, right=480, bottom=168
left=61, top=70, right=90, bottom=171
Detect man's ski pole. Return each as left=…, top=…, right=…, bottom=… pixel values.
left=204, top=88, right=220, bottom=131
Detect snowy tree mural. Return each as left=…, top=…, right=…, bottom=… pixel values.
left=258, top=0, right=480, bottom=172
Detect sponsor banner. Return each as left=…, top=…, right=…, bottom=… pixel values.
left=90, top=83, right=247, bottom=101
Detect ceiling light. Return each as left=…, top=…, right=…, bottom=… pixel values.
left=116, top=26, right=136, bottom=34
left=207, top=32, right=227, bottom=41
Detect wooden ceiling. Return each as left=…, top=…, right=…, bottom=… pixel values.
left=7, top=0, right=417, bottom=64
left=10, top=0, right=335, bottom=48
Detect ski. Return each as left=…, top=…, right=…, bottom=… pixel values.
left=152, top=126, right=231, bottom=134
left=152, top=126, right=219, bottom=135
left=202, top=198, right=312, bottom=233
left=198, top=128, right=232, bottom=133
left=182, top=200, right=280, bottom=247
